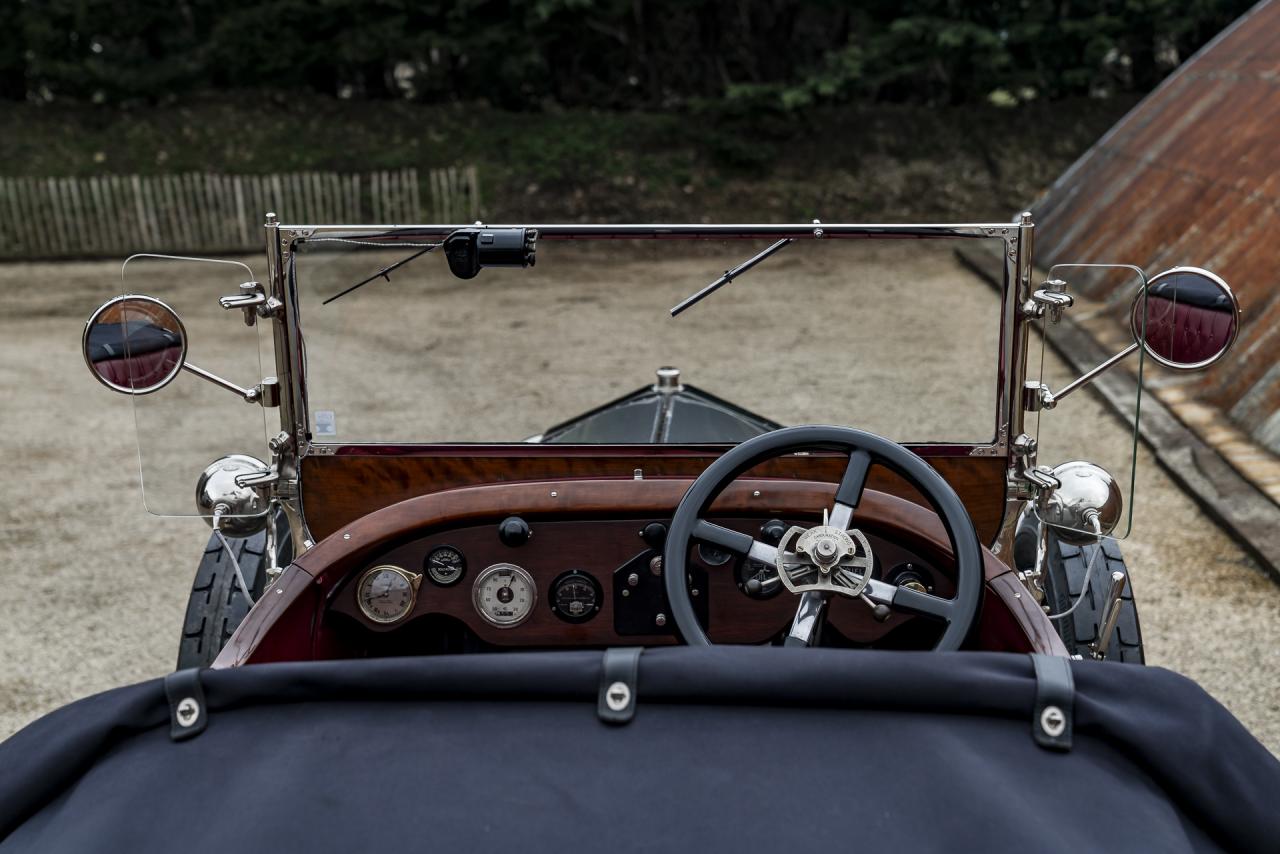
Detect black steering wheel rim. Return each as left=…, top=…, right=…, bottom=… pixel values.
left=663, top=425, right=984, bottom=649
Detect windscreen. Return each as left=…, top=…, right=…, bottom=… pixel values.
left=291, top=233, right=1005, bottom=446
left=1033, top=264, right=1146, bottom=540
left=122, top=255, right=269, bottom=517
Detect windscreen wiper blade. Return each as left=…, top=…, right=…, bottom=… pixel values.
left=322, top=244, right=439, bottom=305
left=669, top=238, right=793, bottom=317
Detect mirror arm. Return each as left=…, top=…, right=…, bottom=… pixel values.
left=181, top=362, right=275, bottom=405
left=1033, top=342, right=1140, bottom=410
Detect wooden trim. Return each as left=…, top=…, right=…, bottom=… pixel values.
left=300, top=451, right=1008, bottom=544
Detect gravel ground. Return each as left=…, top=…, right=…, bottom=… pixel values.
left=0, top=244, right=1276, bottom=752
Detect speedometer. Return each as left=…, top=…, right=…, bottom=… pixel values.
left=472, top=563, right=537, bottom=628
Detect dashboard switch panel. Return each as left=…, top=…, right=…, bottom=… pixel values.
left=613, top=550, right=707, bottom=636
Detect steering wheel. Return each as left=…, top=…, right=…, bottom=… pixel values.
left=664, top=425, right=984, bottom=649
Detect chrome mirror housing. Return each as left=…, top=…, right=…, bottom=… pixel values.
left=1130, top=267, right=1239, bottom=371
left=82, top=295, right=187, bottom=395
left=1027, top=265, right=1240, bottom=412
left=83, top=294, right=280, bottom=406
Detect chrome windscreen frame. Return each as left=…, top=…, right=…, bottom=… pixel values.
left=258, top=216, right=1036, bottom=553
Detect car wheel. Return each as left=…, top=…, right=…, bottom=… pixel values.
left=1014, top=514, right=1144, bottom=663
left=176, top=508, right=293, bottom=669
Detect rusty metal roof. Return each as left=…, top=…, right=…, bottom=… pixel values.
left=1032, top=0, right=1280, bottom=468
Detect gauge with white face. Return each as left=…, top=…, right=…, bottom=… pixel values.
left=357, top=565, right=422, bottom=625
left=472, top=563, right=536, bottom=628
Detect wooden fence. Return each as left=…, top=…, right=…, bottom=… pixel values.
left=0, top=166, right=480, bottom=260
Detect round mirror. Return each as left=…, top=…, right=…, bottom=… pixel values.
left=82, top=295, right=187, bottom=394
left=1130, top=267, right=1239, bottom=370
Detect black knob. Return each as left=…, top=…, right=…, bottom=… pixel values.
left=760, top=519, right=788, bottom=544
left=498, top=516, right=532, bottom=547
left=641, top=522, right=668, bottom=550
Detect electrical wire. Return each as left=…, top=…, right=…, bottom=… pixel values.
left=212, top=509, right=255, bottom=605
left=1046, top=514, right=1103, bottom=621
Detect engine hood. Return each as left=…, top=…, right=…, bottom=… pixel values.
left=533, top=367, right=781, bottom=444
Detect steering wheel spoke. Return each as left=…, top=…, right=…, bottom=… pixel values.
left=891, top=584, right=957, bottom=622
left=692, top=520, right=778, bottom=565
left=784, top=591, right=830, bottom=647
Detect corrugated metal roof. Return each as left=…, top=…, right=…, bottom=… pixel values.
left=1032, top=0, right=1280, bottom=467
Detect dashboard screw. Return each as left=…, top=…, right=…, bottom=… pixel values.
left=655, top=613, right=667, bottom=627
left=627, top=572, right=640, bottom=587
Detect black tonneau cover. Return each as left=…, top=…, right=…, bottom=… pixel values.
left=1, top=648, right=1276, bottom=852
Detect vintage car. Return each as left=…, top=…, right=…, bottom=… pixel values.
left=1, top=215, right=1276, bottom=851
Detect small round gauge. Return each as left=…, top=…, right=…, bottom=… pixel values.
left=472, top=563, right=537, bottom=628
left=357, top=565, right=422, bottom=625
left=424, top=545, right=466, bottom=586
left=737, top=558, right=782, bottom=599
left=698, top=542, right=734, bottom=566
left=550, top=570, right=602, bottom=623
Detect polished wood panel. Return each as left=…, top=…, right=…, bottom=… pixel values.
left=300, top=448, right=1008, bottom=544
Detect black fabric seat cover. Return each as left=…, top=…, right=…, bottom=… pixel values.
left=1, top=648, right=1276, bottom=853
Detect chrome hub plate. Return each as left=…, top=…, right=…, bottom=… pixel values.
left=775, top=524, right=874, bottom=597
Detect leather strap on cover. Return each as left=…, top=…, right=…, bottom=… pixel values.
left=164, top=668, right=208, bottom=741
left=598, top=647, right=643, bottom=725
left=1029, top=653, right=1074, bottom=751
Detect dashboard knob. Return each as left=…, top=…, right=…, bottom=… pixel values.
left=641, top=522, right=667, bottom=549
left=498, top=516, right=532, bottom=547
left=760, top=519, right=788, bottom=544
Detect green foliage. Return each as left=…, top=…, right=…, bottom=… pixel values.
left=0, top=0, right=1255, bottom=109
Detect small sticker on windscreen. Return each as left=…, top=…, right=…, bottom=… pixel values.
left=314, top=410, right=337, bottom=437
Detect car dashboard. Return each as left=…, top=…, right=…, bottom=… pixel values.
left=327, top=513, right=954, bottom=654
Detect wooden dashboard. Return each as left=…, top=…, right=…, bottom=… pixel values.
left=326, top=516, right=955, bottom=649
left=215, top=477, right=1065, bottom=667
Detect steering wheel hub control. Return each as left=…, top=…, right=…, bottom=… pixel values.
left=777, top=525, right=875, bottom=597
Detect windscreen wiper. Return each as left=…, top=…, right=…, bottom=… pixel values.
left=322, top=244, right=439, bottom=305
left=669, top=238, right=793, bottom=317
left=323, top=227, right=537, bottom=304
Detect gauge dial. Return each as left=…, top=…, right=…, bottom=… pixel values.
left=425, top=545, right=466, bottom=586
left=737, top=558, right=782, bottom=599
left=357, top=565, right=422, bottom=625
left=472, top=563, right=536, bottom=628
left=698, top=542, right=734, bottom=566
left=550, top=570, right=602, bottom=623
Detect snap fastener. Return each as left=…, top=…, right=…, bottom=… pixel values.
left=605, top=681, right=631, bottom=712
left=175, top=697, right=200, bottom=728
left=1040, top=705, right=1066, bottom=738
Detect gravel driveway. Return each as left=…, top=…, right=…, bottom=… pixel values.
left=1, top=244, right=1275, bottom=752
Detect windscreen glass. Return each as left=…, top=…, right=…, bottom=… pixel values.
left=292, top=233, right=1006, bottom=445
left=122, top=255, right=269, bottom=517
left=1033, top=264, right=1145, bottom=540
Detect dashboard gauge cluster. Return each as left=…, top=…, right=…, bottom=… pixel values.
left=472, top=563, right=537, bottom=627
left=549, top=569, right=602, bottom=623
left=424, top=545, right=466, bottom=586
left=357, top=565, right=422, bottom=625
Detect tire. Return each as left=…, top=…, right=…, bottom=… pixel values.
left=177, top=508, right=293, bottom=669
left=1014, top=514, right=1144, bottom=663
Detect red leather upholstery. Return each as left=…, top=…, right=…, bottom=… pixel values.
left=1139, top=295, right=1233, bottom=365
left=92, top=346, right=182, bottom=389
